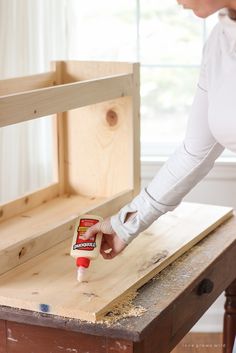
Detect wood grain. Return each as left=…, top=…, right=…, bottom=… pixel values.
left=0, top=74, right=132, bottom=128
left=0, top=202, right=232, bottom=322
left=3, top=321, right=134, bottom=353
left=0, top=182, right=59, bottom=223
left=65, top=97, right=134, bottom=197
left=0, top=215, right=235, bottom=344
left=0, top=71, right=56, bottom=96
left=0, top=190, right=132, bottom=275
left=62, top=61, right=139, bottom=198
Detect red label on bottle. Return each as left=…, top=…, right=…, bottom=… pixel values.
left=73, top=218, right=99, bottom=251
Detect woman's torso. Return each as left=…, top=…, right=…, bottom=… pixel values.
left=204, top=13, right=236, bottom=152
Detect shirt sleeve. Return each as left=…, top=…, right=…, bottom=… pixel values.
left=110, top=62, right=224, bottom=244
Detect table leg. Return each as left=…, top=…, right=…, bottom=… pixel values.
left=0, top=320, right=7, bottom=353
left=223, top=278, right=236, bottom=353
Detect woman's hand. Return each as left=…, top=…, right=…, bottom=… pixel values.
left=82, top=217, right=127, bottom=259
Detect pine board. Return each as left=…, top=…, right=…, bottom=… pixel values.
left=0, top=202, right=233, bottom=322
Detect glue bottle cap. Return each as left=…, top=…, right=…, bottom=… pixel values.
left=76, top=257, right=90, bottom=268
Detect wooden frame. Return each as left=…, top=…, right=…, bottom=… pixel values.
left=0, top=60, right=140, bottom=274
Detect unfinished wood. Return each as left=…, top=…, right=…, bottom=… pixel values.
left=0, top=74, right=132, bottom=128
left=61, top=60, right=135, bottom=82
left=62, top=61, right=139, bottom=198
left=0, top=214, right=235, bottom=343
left=0, top=60, right=138, bottom=238
left=0, top=190, right=133, bottom=275
left=54, top=61, right=66, bottom=196
left=0, top=183, right=60, bottom=223
left=0, top=71, right=56, bottom=96
left=0, top=203, right=232, bottom=322
left=65, top=97, right=134, bottom=197
left=131, top=63, right=140, bottom=197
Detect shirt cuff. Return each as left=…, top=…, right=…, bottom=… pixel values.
left=110, top=188, right=164, bottom=244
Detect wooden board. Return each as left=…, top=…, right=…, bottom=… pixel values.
left=0, top=74, right=132, bottom=128
left=0, top=202, right=232, bottom=322
left=0, top=190, right=133, bottom=275
left=61, top=61, right=140, bottom=199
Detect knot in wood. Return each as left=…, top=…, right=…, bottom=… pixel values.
left=18, top=246, right=27, bottom=259
left=106, top=110, right=118, bottom=127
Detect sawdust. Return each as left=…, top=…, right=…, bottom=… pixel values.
left=98, top=291, right=147, bottom=325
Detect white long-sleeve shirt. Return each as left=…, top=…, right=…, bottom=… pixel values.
left=111, top=13, right=236, bottom=244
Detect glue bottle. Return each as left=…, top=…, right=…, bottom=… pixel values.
left=70, top=214, right=103, bottom=282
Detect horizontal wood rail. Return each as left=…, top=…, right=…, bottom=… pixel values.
left=0, top=74, right=133, bottom=128
left=0, top=183, right=60, bottom=223
left=0, top=72, right=57, bottom=97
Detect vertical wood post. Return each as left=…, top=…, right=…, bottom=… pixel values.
left=132, top=63, right=141, bottom=197
left=223, top=278, right=236, bottom=353
left=0, top=320, right=7, bottom=353
left=54, top=61, right=66, bottom=196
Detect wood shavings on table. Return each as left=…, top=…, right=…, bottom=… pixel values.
left=98, top=292, right=147, bottom=325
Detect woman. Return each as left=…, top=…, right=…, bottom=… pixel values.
left=84, top=0, right=236, bottom=259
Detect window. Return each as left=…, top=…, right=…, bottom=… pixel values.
left=0, top=1, right=65, bottom=204
left=0, top=117, right=56, bottom=204
left=67, top=0, right=220, bottom=158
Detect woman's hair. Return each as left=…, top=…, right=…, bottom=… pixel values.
left=228, top=9, right=236, bottom=20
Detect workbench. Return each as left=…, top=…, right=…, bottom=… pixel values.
left=0, top=213, right=235, bottom=353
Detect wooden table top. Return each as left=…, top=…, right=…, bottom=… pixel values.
left=0, top=213, right=235, bottom=343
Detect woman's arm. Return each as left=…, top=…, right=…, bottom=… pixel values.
left=110, top=84, right=224, bottom=244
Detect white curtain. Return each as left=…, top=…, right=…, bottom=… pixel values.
left=0, top=0, right=67, bottom=203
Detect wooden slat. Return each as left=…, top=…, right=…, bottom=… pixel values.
left=0, top=74, right=133, bottom=128
left=0, top=72, right=56, bottom=96
left=0, top=183, right=60, bottom=223
left=0, top=202, right=232, bottom=322
left=131, top=63, right=141, bottom=197
left=54, top=62, right=66, bottom=196
left=0, top=190, right=133, bottom=275
left=61, top=60, right=135, bottom=82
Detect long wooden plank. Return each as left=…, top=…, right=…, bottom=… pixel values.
left=0, top=74, right=133, bottom=128
left=0, top=72, right=56, bottom=96
left=0, top=183, right=60, bottom=223
left=61, top=60, right=135, bottom=82
left=0, top=202, right=232, bottom=322
left=0, top=189, right=133, bottom=275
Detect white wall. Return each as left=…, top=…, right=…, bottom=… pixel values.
left=141, top=158, right=236, bottom=332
